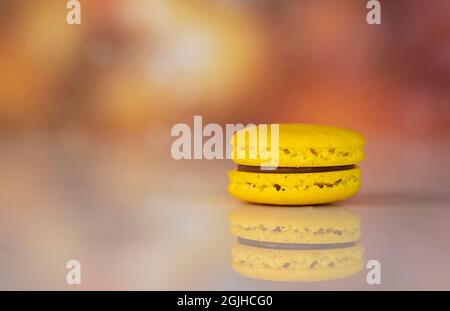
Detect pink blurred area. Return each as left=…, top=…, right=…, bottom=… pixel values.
left=0, top=0, right=448, bottom=139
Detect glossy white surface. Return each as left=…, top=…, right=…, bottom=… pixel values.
left=0, top=136, right=449, bottom=290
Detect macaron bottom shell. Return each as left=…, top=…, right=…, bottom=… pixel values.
left=228, top=168, right=361, bottom=205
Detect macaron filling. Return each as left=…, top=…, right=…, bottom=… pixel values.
left=237, top=237, right=356, bottom=250
left=237, top=164, right=356, bottom=174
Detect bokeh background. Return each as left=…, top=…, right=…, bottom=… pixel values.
left=0, top=0, right=450, bottom=290
left=2, top=0, right=450, bottom=136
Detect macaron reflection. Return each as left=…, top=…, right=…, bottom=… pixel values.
left=229, top=205, right=364, bottom=282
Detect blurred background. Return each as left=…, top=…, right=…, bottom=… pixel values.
left=0, top=0, right=450, bottom=290
left=1, top=0, right=449, bottom=137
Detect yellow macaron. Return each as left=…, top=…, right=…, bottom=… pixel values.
left=228, top=124, right=365, bottom=205
left=229, top=205, right=364, bottom=282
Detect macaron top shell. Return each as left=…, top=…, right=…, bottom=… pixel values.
left=231, top=124, right=365, bottom=167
